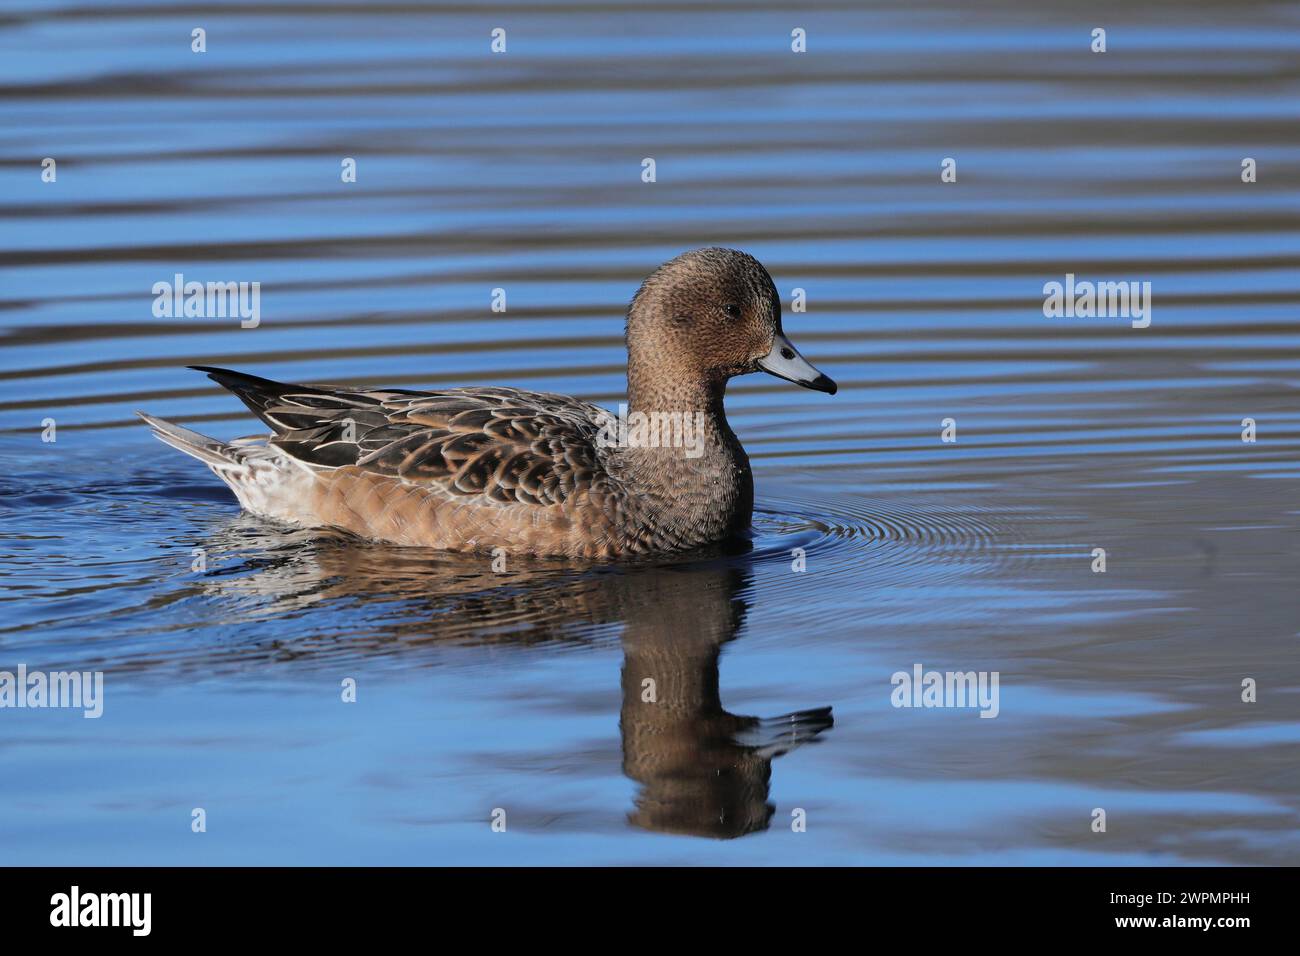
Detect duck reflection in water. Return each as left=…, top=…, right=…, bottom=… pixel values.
left=618, top=564, right=833, bottom=838
left=185, top=522, right=833, bottom=838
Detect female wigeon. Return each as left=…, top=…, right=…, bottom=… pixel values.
left=139, top=248, right=836, bottom=558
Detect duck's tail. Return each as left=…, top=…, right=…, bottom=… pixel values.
left=137, top=411, right=308, bottom=520
left=135, top=411, right=247, bottom=471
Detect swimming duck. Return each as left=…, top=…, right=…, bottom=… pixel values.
left=139, top=247, right=836, bottom=559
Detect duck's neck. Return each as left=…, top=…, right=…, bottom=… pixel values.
left=627, top=358, right=725, bottom=415
left=613, top=365, right=753, bottom=549
left=624, top=359, right=737, bottom=456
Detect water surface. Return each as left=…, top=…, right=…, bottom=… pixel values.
left=1, top=0, right=1299, bottom=864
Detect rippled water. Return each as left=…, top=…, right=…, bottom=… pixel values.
left=2, top=0, right=1298, bottom=864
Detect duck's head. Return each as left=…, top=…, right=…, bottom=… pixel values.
left=626, top=247, right=837, bottom=400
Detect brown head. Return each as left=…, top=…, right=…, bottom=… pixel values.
left=625, top=247, right=836, bottom=411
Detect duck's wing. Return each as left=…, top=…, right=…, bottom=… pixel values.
left=192, top=365, right=609, bottom=506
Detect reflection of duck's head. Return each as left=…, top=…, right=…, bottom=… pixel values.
left=617, top=562, right=833, bottom=839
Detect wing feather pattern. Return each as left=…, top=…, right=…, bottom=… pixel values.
left=191, top=366, right=608, bottom=507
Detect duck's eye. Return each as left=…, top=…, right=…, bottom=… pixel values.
left=723, top=303, right=742, bottom=319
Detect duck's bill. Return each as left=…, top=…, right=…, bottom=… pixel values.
left=757, top=333, right=837, bottom=394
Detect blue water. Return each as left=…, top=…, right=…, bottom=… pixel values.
left=1, top=0, right=1298, bottom=864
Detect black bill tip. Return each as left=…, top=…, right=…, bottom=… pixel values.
left=806, top=373, right=837, bottom=395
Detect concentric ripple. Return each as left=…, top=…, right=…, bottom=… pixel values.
left=749, top=482, right=1025, bottom=585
